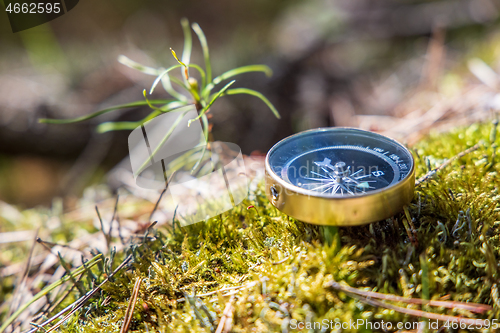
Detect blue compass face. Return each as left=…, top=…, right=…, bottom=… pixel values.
left=267, top=128, right=413, bottom=197
left=283, top=146, right=397, bottom=195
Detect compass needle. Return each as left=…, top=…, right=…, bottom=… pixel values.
left=304, top=176, right=328, bottom=181
left=350, top=169, right=363, bottom=177
left=321, top=186, right=334, bottom=194
left=307, top=183, right=334, bottom=191
left=332, top=185, right=340, bottom=194
left=344, top=177, right=360, bottom=185
left=302, top=182, right=330, bottom=187
left=340, top=184, right=354, bottom=195
left=310, top=171, right=331, bottom=179
left=319, top=167, right=333, bottom=176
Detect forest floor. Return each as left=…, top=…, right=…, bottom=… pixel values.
left=1, top=119, right=500, bottom=332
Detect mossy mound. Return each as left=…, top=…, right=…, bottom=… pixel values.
left=6, top=121, right=500, bottom=332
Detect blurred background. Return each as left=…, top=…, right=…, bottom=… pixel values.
left=1, top=0, right=500, bottom=207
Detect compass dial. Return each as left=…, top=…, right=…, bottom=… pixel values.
left=268, top=128, right=413, bottom=198
left=283, top=146, right=399, bottom=196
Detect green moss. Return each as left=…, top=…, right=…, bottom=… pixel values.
left=4, top=121, right=500, bottom=332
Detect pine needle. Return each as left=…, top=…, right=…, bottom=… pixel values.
left=120, top=278, right=143, bottom=333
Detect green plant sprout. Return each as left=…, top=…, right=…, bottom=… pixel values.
left=39, top=18, right=280, bottom=157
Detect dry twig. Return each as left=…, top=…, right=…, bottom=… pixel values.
left=120, top=278, right=143, bottom=333
left=415, top=143, right=481, bottom=186
left=215, top=295, right=235, bottom=333
left=26, top=254, right=132, bottom=333
left=176, top=283, right=258, bottom=303
left=326, top=280, right=491, bottom=324
left=6, top=229, right=39, bottom=330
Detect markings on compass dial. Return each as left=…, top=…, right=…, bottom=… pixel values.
left=373, top=147, right=408, bottom=171
left=299, top=157, right=382, bottom=195
left=281, top=144, right=405, bottom=194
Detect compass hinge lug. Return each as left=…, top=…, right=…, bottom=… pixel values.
left=270, top=185, right=279, bottom=201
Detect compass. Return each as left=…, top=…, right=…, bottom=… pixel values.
left=265, top=127, right=415, bottom=226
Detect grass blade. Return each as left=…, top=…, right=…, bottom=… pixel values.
left=189, top=80, right=236, bottom=126
left=189, top=64, right=206, bottom=90
left=192, top=23, right=212, bottom=85
left=137, top=110, right=190, bottom=176
left=170, top=48, right=189, bottom=80
left=191, top=113, right=210, bottom=174
left=39, top=100, right=174, bottom=124
left=170, top=75, right=192, bottom=92
left=150, top=65, right=181, bottom=94
left=0, top=254, right=103, bottom=333
left=181, top=18, right=192, bottom=84
left=170, top=48, right=200, bottom=104
left=224, top=88, right=280, bottom=119
left=118, top=55, right=159, bottom=76
left=96, top=100, right=188, bottom=133
left=38, top=255, right=133, bottom=333
left=202, top=65, right=272, bottom=98
left=97, top=121, right=154, bottom=133
left=57, top=252, right=85, bottom=296
left=151, top=64, right=205, bottom=97
left=143, top=90, right=189, bottom=113
left=161, top=74, right=189, bottom=102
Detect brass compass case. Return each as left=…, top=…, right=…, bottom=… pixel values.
left=265, top=128, right=415, bottom=226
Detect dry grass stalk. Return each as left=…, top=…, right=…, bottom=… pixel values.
left=215, top=295, right=235, bottom=333
left=350, top=293, right=487, bottom=326
left=7, top=229, right=39, bottom=324
left=177, top=281, right=260, bottom=303
left=27, top=254, right=131, bottom=333
left=120, top=277, right=143, bottom=333
left=415, top=143, right=481, bottom=186
left=326, top=281, right=491, bottom=324
left=326, top=281, right=491, bottom=314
